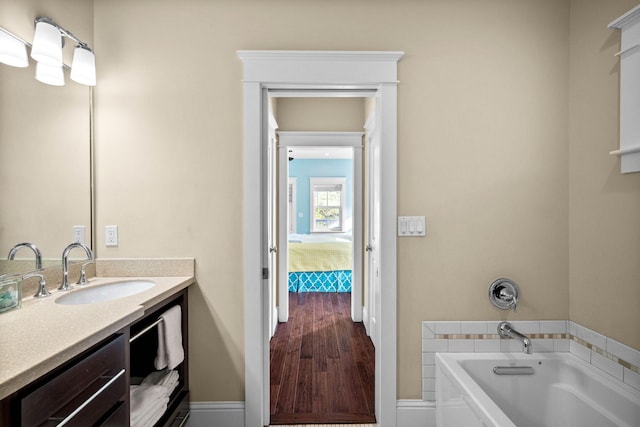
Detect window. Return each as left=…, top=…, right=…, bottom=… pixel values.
left=310, top=177, right=346, bottom=232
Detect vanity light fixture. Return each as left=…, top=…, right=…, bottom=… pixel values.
left=70, top=45, right=96, bottom=86
left=30, top=18, right=63, bottom=66
left=31, top=17, right=96, bottom=86
left=35, top=61, right=65, bottom=86
left=0, top=27, right=29, bottom=67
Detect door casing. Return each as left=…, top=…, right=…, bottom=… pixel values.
left=239, top=50, right=402, bottom=427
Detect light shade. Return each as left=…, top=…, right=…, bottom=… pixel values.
left=35, top=61, right=65, bottom=86
left=0, top=30, right=28, bottom=67
left=70, top=46, right=96, bottom=86
left=30, top=20, right=62, bottom=66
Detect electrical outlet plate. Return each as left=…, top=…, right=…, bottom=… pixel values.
left=105, top=225, right=118, bottom=246
left=72, top=225, right=86, bottom=244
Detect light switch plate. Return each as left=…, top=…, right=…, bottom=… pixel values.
left=398, top=216, right=426, bottom=237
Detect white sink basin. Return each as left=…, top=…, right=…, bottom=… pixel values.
left=55, top=280, right=156, bottom=305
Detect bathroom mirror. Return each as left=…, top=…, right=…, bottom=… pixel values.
left=0, top=29, right=92, bottom=277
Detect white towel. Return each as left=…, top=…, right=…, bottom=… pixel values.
left=142, top=369, right=180, bottom=397
left=130, top=384, right=167, bottom=427
left=135, top=397, right=168, bottom=427
left=154, top=305, right=184, bottom=370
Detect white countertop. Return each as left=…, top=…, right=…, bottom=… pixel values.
left=0, top=275, right=194, bottom=400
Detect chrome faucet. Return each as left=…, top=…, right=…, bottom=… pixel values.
left=498, top=321, right=532, bottom=354
left=59, top=242, right=93, bottom=291
left=7, top=242, right=42, bottom=270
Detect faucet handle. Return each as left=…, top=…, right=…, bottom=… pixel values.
left=22, top=272, right=50, bottom=298
left=76, top=261, right=95, bottom=286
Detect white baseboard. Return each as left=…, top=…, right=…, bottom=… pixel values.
left=187, top=400, right=434, bottom=427
left=187, top=401, right=245, bottom=427
left=397, top=399, right=435, bottom=427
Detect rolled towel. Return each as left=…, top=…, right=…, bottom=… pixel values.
left=154, top=305, right=184, bottom=370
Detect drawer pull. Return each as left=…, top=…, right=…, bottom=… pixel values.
left=176, top=412, right=191, bottom=427
left=54, top=368, right=126, bottom=427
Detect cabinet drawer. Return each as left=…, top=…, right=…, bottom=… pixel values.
left=98, top=399, right=128, bottom=427
left=21, top=334, right=126, bottom=427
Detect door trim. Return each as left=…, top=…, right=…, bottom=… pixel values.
left=238, top=50, right=403, bottom=427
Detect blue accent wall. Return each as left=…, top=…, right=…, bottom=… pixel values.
left=289, top=159, right=353, bottom=234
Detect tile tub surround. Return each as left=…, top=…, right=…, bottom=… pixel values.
left=421, top=320, right=640, bottom=401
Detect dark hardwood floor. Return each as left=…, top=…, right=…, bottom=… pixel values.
left=270, top=292, right=376, bottom=425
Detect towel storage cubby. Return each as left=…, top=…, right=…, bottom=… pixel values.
left=128, top=288, right=190, bottom=427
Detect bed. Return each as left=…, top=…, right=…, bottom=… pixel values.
left=287, top=234, right=352, bottom=292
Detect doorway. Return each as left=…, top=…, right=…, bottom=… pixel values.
left=239, top=50, right=402, bottom=427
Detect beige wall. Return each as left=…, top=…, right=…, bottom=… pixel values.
left=92, top=0, right=573, bottom=401
left=275, top=97, right=365, bottom=131
left=569, top=0, right=640, bottom=350
left=74, top=0, right=633, bottom=403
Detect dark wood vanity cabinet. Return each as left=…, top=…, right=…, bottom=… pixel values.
left=1, top=288, right=190, bottom=427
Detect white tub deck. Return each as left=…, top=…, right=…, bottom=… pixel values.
left=436, top=352, right=640, bottom=427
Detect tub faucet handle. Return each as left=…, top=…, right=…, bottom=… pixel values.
left=500, top=288, right=518, bottom=312
left=489, top=278, right=520, bottom=312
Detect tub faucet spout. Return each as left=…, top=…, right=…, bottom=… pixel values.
left=498, top=321, right=532, bottom=354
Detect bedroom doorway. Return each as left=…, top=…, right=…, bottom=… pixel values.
left=276, top=131, right=364, bottom=325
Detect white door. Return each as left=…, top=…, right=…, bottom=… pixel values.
left=288, top=178, right=297, bottom=234
left=365, top=113, right=381, bottom=347
left=267, top=132, right=278, bottom=337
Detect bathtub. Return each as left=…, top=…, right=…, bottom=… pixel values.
left=435, top=352, right=640, bottom=427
